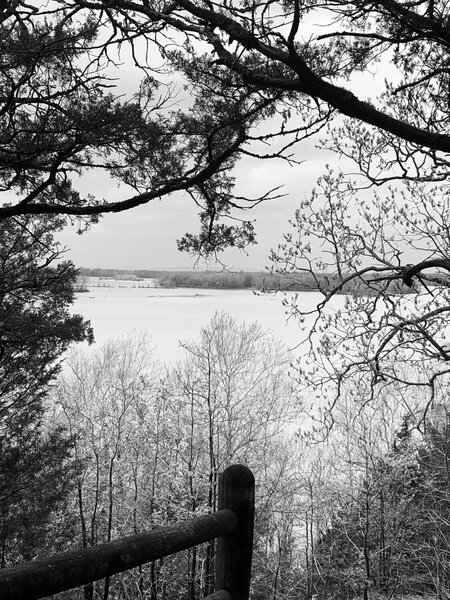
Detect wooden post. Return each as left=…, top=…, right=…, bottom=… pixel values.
left=215, top=464, right=255, bottom=600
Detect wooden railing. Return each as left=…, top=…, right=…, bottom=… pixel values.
left=0, top=464, right=255, bottom=600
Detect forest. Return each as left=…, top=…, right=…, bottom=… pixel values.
left=4, top=273, right=450, bottom=600
left=2, top=216, right=450, bottom=600
left=1, top=0, right=450, bottom=598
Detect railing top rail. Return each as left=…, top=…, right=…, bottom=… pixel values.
left=0, top=463, right=255, bottom=600
left=0, top=509, right=238, bottom=600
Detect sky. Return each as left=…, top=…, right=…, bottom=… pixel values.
left=57, top=136, right=336, bottom=272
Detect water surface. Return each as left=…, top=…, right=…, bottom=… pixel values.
left=72, top=279, right=327, bottom=362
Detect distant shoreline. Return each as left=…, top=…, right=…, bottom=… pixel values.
left=77, top=268, right=415, bottom=295
left=77, top=268, right=316, bottom=292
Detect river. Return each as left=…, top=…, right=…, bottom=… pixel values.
left=72, top=278, right=330, bottom=363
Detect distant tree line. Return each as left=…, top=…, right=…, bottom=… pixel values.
left=79, top=268, right=418, bottom=294
left=79, top=268, right=318, bottom=290
left=80, top=268, right=163, bottom=280
left=154, top=270, right=308, bottom=290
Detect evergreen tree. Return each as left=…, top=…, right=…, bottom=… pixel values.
left=0, top=216, right=92, bottom=565
left=313, top=416, right=450, bottom=599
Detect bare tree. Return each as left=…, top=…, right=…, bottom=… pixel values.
left=167, top=312, right=299, bottom=596
left=56, top=334, right=161, bottom=600
left=270, top=166, right=450, bottom=425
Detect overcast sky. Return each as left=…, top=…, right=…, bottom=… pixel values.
left=57, top=138, right=336, bottom=272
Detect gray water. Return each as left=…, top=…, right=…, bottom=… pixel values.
left=72, top=278, right=330, bottom=362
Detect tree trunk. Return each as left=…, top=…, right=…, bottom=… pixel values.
left=78, top=480, right=94, bottom=600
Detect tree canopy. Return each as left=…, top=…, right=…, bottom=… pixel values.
left=0, top=216, right=92, bottom=429
left=1, top=0, right=449, bottom=253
